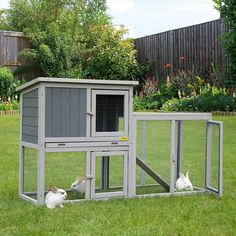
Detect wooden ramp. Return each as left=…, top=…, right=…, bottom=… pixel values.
left=136, top=157, right=170, bottom=191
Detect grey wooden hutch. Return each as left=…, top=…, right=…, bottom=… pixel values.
left=17, top=78, right=223, bottom=206
left=17, top=77, right=138, bottom=205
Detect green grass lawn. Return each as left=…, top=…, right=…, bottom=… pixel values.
left=0, top=115, right=236, bottom=235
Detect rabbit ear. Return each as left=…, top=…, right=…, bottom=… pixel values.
left=179, top=172, right=185, bottom=179
left=186, top=171, right=189, bottom=180
left=48, top=186, right=58, bottom=193
left=78, top=176, right=84, bottom=183
left=76, top=176, right=84, bottom=183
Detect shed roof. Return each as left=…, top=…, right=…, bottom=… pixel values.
left=16, top=77, right=139, bottom=92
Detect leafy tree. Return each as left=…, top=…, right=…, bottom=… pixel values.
left=1, top=0, right=138, bottom=80
left=213, top=0, right=236, bottom=88
left=0, top=67, right=14, bottom=101
left=0, top=9, right=9, bottom=30
left=81, top=25, right=137, bottom=80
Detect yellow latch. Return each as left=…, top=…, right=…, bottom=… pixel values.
left=119, top=136, right=129, bottom=141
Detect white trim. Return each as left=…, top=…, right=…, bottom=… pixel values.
left=19, top=93, right=24, bottom=196
left=133, top=112, right=212, bottom=121
left=16, top=77, right=138, bottom=92
left=37, top=84, right=46, bottom=205
left=45, top=141, right=128, bottom=148
left=45, top=146, right=129, bottom=153
left=22, top=141, right=39, bottom=149
left=91, top=90, right=129, bottom=137
left=20, top=194, right=38, bottom=205
left=44, top=136, right=130, bottom=142
left=91, top=151, right=128, bottom=199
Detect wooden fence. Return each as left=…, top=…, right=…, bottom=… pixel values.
left=135, top=19, right=228, bottom=79
left=0, top=30, right=41, bottom=79
left=0, top=31, right=29, bottom=70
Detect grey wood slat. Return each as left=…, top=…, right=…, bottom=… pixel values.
left=22, top=134, right=38, bottom=144
left=45, top=87, right=52, bottom=137
left=22, top=108, right=38, bottom=118
left=22, top=125, right=38, bottom=136
left=22, top=117, right=38, bottom=127
left=61, top=88, right=71, bottom=137
left=23, top=89, right=38, bottom=99
left=78, top=88, right=87, bottom=137
left=23, top=98, right=38, bottom=108
left=51, top=88, right=62, bottom=137
left=70, top=88, right=80, bottom=137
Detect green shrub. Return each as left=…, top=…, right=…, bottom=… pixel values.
left=214, top=0, right=236, bottom=88
left=0, top=100, right=20, bottom=111
left=0, top=67, right=14, bottom=101
left=161, top=85, right=236, bottom=112
left=133, top=93, right=162, bottom=111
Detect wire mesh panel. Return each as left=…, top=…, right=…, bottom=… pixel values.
left=206, top=121, right=223, bottom=195
left=23, top=148, right=38, bottom=199
left=136, top=121, right=171, bottom=195
left=91, top=151, right=128, bottom=198
left=180, top=121, right=206, bottom=190
left=92, top=90, right=128, bottom=137
left=45, top=152, right=86, bottom=200
left=96, top=95, right=124, bottom=132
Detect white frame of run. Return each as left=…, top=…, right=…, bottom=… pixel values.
left=132, top=112, right=223, bottom=198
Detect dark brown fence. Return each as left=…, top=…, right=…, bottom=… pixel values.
left=135, top=19, right=228, bottom=79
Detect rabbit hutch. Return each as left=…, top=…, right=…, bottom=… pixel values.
left=17, top=78, right=223, bottom=206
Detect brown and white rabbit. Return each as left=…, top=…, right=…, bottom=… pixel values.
left=45, top=187, right=67, bottom=209
left=71, top=176, right=85, bottom=194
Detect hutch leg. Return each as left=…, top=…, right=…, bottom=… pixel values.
left=176, top=120, right=183, bottom=180
left=141, top=121, right=147, bottom=185
left=170, top=120, right=176, bottom=193
left=85, top=151, right=91, bottom=200
left=19, top=145, right=25, bottom=196
left=37, top=148, right=45, bottom=205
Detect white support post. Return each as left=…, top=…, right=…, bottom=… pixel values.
left=128, top=87, right=135, bottom=197
left=176, top=120, right=183, bottom=180
left=37, top=84, right=45, bottom=205
left=206, top=124, right=212, bottom=187
left=19, top=146, right=24, bottom=196
left=19, top=93, right=24, bottom=196
left=85, top=151, right=91, bottom=200
left=218, top=123, right=223, bottom=196
left=170, top=120, right=176, bottom=193
left=141, top=121, right=146, bottom=186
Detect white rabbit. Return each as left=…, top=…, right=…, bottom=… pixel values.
left=45, top=187, right=67, bottom=209
left=185, top=171, right=193, bottom=190
left=175, top=172, right=193, bottom=191
left=71, top=176, right=85, bottom=194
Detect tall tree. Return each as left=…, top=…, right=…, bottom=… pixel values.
left=213, top=0, right=236, bottom=88
left=1, top=0, right=137, bottom=80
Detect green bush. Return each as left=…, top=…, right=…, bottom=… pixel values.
left=214, top=0, right=236, bottom=88
left=161, top=85, right=236, bottom=112
left=0, top=67, right=14, bottom=101
left=0, top=100, right=20, bottom=111
left=4, top=0, right=138, bottom=80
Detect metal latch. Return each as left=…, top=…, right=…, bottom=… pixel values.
left=86, top=175, right=93, bottom=179
left=111, top=141, right=118, bottom=145
left=86, top=112, right=94, bottom=116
